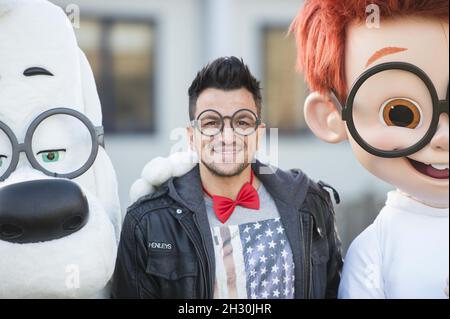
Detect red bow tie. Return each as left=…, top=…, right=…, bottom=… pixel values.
left=203, top=170, right=260, bottom=224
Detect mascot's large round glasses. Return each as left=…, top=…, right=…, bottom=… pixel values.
left=191, top=109, right=262, bottom=137
left=332, top=62, right=449, bottom=158
left=0, top=108, right=104, bottom=181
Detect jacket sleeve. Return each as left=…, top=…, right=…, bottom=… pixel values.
left=324, top=204, right=344, bottom=299
left=111, top=210, right=158, bottom=299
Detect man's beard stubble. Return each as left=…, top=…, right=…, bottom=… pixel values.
left=201, top=160, right=250, bottom=178
left=201, top=141, right=252, bottom=177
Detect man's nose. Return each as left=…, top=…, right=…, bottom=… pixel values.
left=0, top=179, right=89, bottom=244
left=219, top=122, right=236, bottom=144
left=430, top=114, right=449, bottom=152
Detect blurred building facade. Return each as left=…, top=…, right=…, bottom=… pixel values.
left=53, top=0, right=393, bottom=251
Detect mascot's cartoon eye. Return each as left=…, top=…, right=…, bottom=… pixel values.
left=379, top=98, right=423, bottom=129
left=37, top=149, right=66, bottom=163
left=23, top=67, right=54, bottom=77
left=0, top=155, right=6, bottom=167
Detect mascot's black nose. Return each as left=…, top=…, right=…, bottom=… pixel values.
left=0, top=179, right=89, bottom=244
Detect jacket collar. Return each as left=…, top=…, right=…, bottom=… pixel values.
left=168, top=160, right=310, bottom=212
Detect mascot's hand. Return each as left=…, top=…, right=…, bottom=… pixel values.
left=129, top=151, right=197, bottom=204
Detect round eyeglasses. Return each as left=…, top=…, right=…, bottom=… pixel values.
left=0, top=108, right=104, bottom=181
left=191, top=109, right=262, bottom=137
left=332, top=62, right=449, bottom=158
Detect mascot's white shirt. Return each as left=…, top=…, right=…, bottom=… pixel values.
left=339, top=191, right=449, bottom=299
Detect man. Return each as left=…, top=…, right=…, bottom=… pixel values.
left=112, top=57, right=342, bottom=299
left=291, top=0, right=448, bottom=298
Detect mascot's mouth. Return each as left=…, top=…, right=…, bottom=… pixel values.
left=407, top=158, right=449, bottom=180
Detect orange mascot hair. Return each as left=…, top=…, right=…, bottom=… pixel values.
left=290, top=0, right=449, bottom=103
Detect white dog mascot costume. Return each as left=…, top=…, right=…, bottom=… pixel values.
left=0, top=0, right=121, bottom=298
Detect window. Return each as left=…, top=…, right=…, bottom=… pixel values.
left=75, top=18, right=156, bottom=133
left=262, top=26, right=309, bottom=134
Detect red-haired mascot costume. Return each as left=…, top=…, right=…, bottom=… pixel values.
left=290, top=0, right=449, bottom=299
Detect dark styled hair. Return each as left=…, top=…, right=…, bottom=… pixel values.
left=188, top=57, right=262, bottom=120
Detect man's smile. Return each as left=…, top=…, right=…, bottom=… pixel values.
left=210, top=145, right=244, bottom=155
left=407, top=158, right=449, bottom=180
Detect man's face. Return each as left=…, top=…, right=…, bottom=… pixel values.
left=345, top=17, right=449, bottom=207
left=187, top=88, right=264, bottom=177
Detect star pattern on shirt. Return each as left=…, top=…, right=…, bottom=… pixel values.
left=240, top=218, right=296, bottom=299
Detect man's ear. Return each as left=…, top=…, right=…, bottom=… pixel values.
left=304, top=92, right=348, bottom=143
left=186, top=126, right=195, bottom=151
left=256, top=122, right=266, bottom=151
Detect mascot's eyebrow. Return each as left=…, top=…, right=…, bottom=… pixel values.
left=23, top=67, right=54, bottom=77
left=366, top=47, right=408, bottom=67
left=36, top=149, right=66, bottom=155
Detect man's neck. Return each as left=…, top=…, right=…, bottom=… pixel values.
left=199, top=164, right=260, bottom=200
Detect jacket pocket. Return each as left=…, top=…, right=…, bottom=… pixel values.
left=145, top=252, right=198, bottom=298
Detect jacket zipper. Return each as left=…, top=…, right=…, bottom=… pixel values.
left=193, top=214, right=214, bottom=299
left=300, top=213, right=313, bottom=299
left=307, top=216, right=313, bottom=298
left=178, top=215, right=210, bottom=299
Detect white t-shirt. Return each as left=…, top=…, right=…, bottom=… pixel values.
left=339, top=191, right=449, bottom=299
left=205, top=184, right=295, bottom=299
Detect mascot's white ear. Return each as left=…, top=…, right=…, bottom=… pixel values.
left=79, top=48, right=103, bottom=127
left=129, top=151, right=198, bottom=204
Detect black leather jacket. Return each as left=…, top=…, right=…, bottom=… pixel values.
left=111, top=162, right=343, bottom=299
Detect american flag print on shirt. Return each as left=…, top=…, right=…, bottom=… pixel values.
left=211, top=218, right=295, bottom=299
